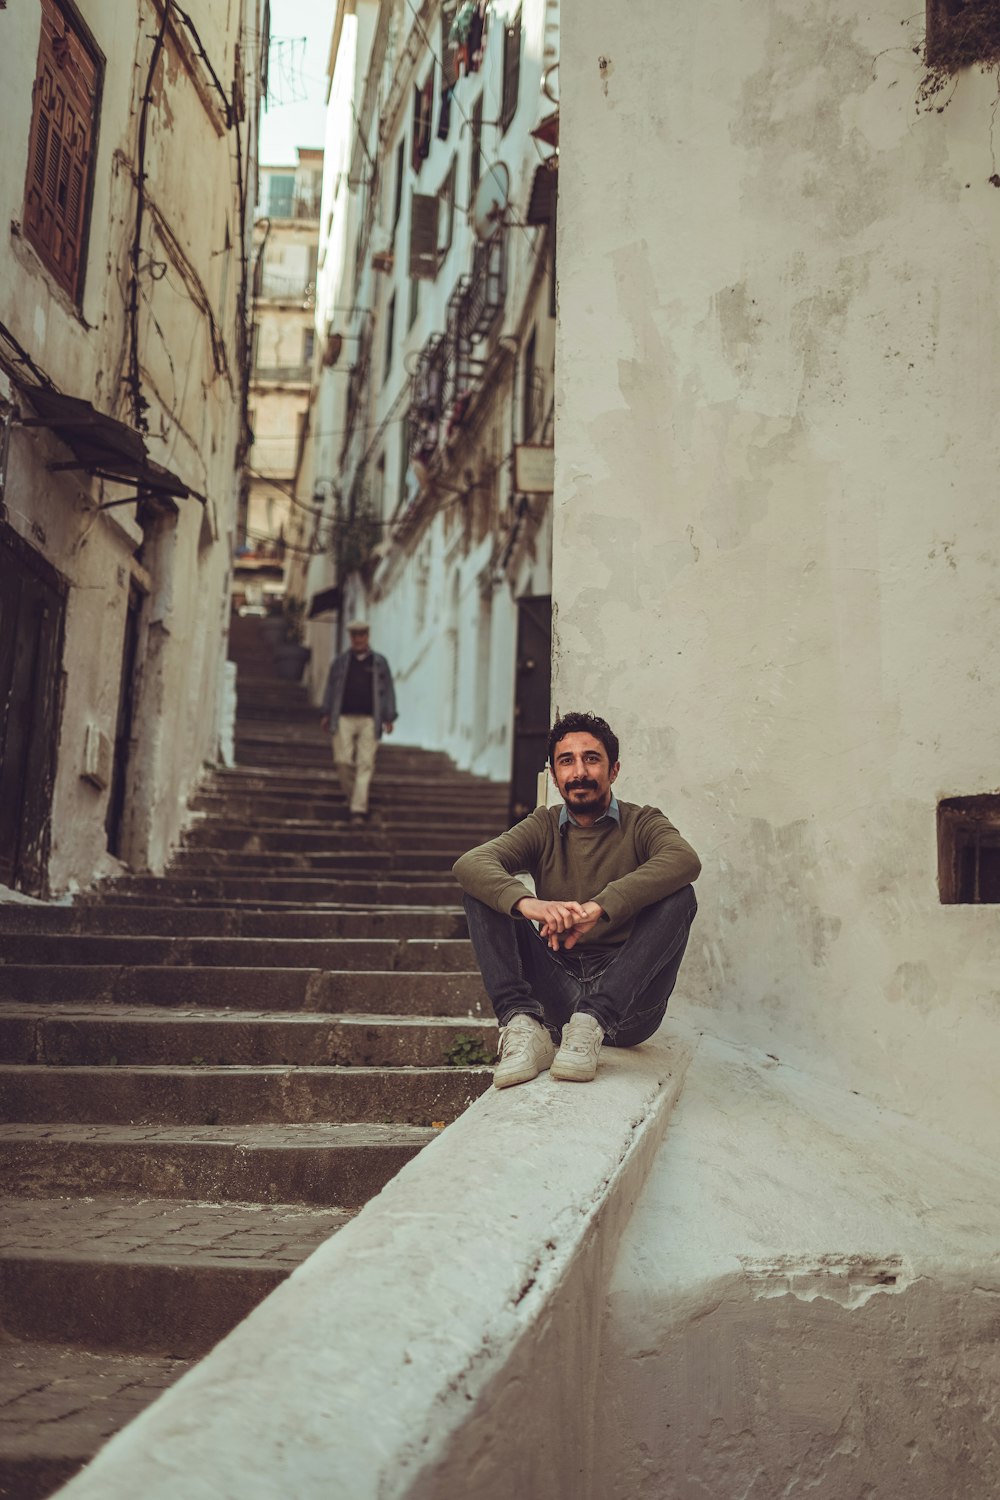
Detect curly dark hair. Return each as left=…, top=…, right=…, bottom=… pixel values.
left=547, top=711, right=620, bottom=768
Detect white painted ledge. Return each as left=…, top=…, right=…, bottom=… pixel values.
left=56, top=1034, right=695, bottom=1500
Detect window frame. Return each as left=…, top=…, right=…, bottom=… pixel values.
left=383, top=292, right=397, bottom=386
left=469, top=93, right=484, bottom=201
left=500, top=9, right=521, bottom=135
left=23, top=0, right=105, bottom=307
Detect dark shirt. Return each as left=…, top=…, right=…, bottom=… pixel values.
left=340, top=652, right=374, bottom=716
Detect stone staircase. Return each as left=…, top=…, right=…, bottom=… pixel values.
left=0, top=620, right=502, bottom=1499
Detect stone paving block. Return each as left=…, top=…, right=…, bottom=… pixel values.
left=0, top=1062, right=490, bottom=1126
left=2, top=658, right=501, bottom=1485
left=0, top=1121, right=437, bottom=1206
left=0, top=1339, right=191, bottom=1499
left=0, top=1195, right=355, bottom=1355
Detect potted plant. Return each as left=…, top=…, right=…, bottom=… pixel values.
left=272, top=598, right=311, bottom=681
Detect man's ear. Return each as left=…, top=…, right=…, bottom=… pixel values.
left=609, top=761, right=621, bottom=784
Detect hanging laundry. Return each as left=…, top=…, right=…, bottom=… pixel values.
left=467, top=0, right=487, bottom=72
left=411, top=74, right=434, bottom=171
left=438, top=84, right=454, bottom=140
left=449, top=1, right=476, bottom=45
left=451, top=0, right=489, bottom=76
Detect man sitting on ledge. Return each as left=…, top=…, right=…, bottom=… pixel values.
left=453, top=711, right=701, bottom=1088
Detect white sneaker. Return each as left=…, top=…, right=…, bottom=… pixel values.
left=550, top=1012, right=605, bottom=1082
left=494, top=1013, right=556, bottom=1089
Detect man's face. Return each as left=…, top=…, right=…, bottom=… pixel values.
left=349, top=629, right=370, bottom=655
left=550, top=732, right=619, bottom=815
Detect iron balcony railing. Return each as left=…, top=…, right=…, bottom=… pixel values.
left=407, top=231, right=507, bottom=463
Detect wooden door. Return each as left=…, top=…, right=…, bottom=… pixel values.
left=0, top=523, right=66, bottom=893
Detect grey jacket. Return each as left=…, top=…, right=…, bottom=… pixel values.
left=321, top=650, right=397, bottom=739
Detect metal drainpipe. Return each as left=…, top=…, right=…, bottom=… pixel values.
left=0, top=400, right=14, bottom=512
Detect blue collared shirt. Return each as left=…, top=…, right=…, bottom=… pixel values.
left=558, top=792, right=620, bottom=832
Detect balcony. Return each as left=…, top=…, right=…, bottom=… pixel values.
left=407, top=232, right=507, bottom=464
left=462, top=234, right=506, bottom=342
left=257, top=271, right=316, bottom=304
left=252, top=363, right=312, bottom=386
left=408, top=335, right=448, bottom=464
left=256, top=189, right=323, bottom=224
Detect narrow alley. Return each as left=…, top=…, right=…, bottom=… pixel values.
left=0, top=616, right=501, bottom=1499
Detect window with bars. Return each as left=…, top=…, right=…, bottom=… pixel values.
left=469, top=94, right=483, bottom=201
left=23, top=0, right=103, bottom=304
left=938, top=796, right=1000, bottom=903
left=383, top=294, right=396, bottom=386
left=500, top=10, right=521, bottom=135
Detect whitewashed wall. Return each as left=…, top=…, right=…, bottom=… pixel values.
left=0, top=0, right=255, bottom=891
left=554, top=0, right=1000, bottom=1148
left=307, top=0, right=557, bottom=781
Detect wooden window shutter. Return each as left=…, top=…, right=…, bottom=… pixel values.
left=24, top=0, right=101, bottom=302
left=409, top=193, right=440, bottom=280
left=500, top=10, right=521, bottom=134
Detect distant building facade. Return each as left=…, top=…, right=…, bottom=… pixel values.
left=236, top=148, right=324, bottom=611
left=301, top=0, right=559, bottom=811
left=0, top=0, right=264, bottom=895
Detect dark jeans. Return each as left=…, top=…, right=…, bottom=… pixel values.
left=463, top=886, right=697, bottom=1047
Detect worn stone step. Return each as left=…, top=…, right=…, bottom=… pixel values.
left=0, top=905, right=466, bottom=941
left=181, top=824, right=489, bottom=852
left=168, top=849, right=459, bottom=874
left=97, top=876, right=463, bottom=903
left=189, top=786, right=500, bottom=810
left=183, top=817, right=500, bottom=845
left=203, top=763, right=497, bottom=783
left=0, top=1122, right=435, bottom=1206
left=0, top=1195, right=353, bottom=1356
left=0, top=1007, right=497, bottom=1068
left=0, top=1339, right=190, bottom=1500
left=207, top=770, right=504, bottom=796
left=0, top=934, right=474, bottom=970
left=0, top=965, right=487, bottom=1015
left=0, top=1063, right=491, bottom=1126
left=186, top=806, right=503, bottom=835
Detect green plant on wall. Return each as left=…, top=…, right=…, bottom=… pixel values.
left=916, top=0, right=1000, bottom=112
left=331, top=491, right=381, bottom=579
left=443, top=1033, right=496, bottom=1068
left=283, top=597, right=306, bottom=643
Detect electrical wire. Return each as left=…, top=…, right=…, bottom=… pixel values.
left=399, top=0, right=550, bottom=268
left=126, top=2, right=171, bottom=431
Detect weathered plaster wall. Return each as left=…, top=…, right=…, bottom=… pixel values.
left=595, top=1029, right=1000, bottom=1498
left=0, top=1, right=251, bottom=891
left=555, top=0, right=1000, bottom=1148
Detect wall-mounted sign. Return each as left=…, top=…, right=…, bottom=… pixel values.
left=514, top=443, right=554, bottom=494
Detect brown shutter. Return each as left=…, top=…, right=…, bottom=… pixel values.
left=409, top=193, right=440, bottom=280
left=24, top=0, right=100, bottom=302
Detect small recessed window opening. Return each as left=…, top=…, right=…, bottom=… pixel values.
left=937, top=795, right=1000, bottom=903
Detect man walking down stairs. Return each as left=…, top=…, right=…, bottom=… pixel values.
left=0, top=615, right=502, bottom=1500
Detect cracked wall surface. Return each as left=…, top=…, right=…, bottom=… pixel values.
left=554, top=0, right=1000, bottom=1151
left=593, top=1031, right=1000, bottom=1499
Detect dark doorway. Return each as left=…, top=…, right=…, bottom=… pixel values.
left=0, top=521, right=67, bottom=894
left=508, top=594, right=551, bottom=825
left=105, top=579, right=143, bottom=858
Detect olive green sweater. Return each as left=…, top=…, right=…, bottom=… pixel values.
left=452, top=800, right=701, bottom=948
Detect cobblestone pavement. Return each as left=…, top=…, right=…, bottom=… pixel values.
left=0, top=1121, right=432, bottom=1146
left=0, top=1195, right=355, bottom=1268
left=0, top=1340, right=190, bottom=1453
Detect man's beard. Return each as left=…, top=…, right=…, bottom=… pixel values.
left=563, top=780, right=605, bottom=813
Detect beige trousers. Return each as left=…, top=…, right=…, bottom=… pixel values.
left=332, top=714, right=378, bottom=814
